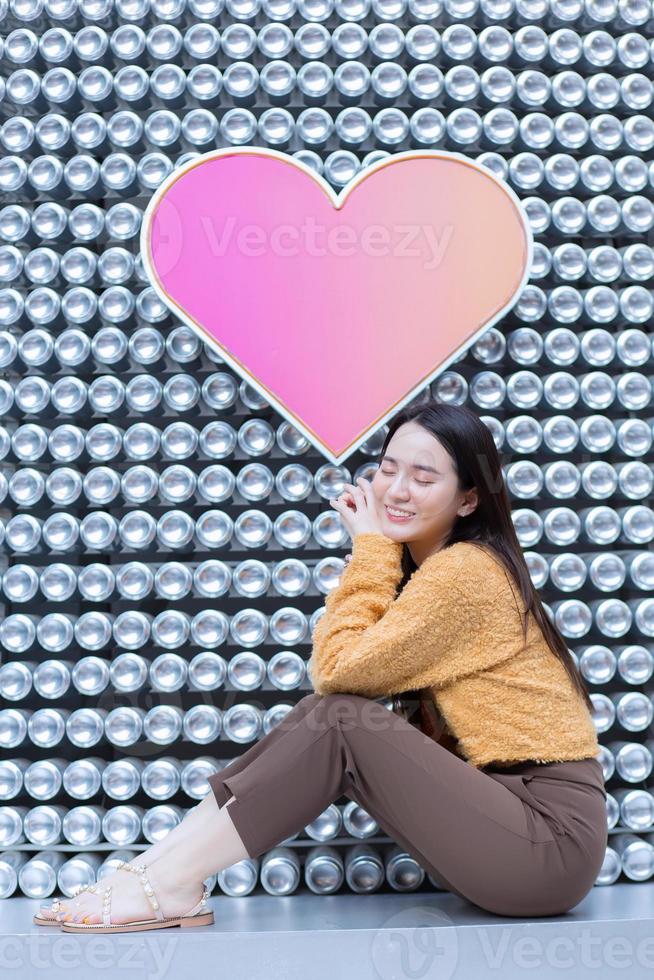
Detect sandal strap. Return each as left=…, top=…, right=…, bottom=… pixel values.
left=102, top=886, right=112, bottom=927
left=124, top=862, right=165, bottom=921
left=114, top=859, right=136, bottom=872
left=184, top=885, right=210, bottom=918
left=71, top=883, right=96, bottom=897
left=120, top=859, right=208, bottom=921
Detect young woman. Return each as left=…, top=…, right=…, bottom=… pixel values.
left=39, top=399, right=607, bottom=931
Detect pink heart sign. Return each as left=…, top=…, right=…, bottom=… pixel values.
left=141, top=148, right=532, bottom=464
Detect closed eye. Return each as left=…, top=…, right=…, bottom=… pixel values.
left=380, top=468, right=433, bottom=486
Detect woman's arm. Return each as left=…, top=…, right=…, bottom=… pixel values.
left=307, top=534, right=475, bottom=698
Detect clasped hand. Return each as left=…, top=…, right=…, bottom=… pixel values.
left=329, top=477, right=386, bottom=540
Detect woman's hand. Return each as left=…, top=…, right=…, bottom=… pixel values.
left=329, top=477, right=386, bottom=540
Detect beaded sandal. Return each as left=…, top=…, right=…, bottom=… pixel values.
left=33, top=879, right=101, bottom=926
left=34, top=873, right=116, bottom=926
left=56, top=861, right=214, bottom=933
left=33, top=897, right=64, bottom=927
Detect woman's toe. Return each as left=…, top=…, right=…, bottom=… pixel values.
left=56, top=902, right=74, bottom=922
left=68, top=903, right=84, bottom=923
left=78, top=907, right=100, bottom=924
left=78, top=894, right=101, bottom=923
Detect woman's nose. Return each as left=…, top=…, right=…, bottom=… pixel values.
left=389, top=477, right=411, bottom=496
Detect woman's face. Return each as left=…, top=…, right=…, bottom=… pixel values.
left=371, top=421, right=478, bottom=560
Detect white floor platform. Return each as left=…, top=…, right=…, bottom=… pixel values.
left=2, top=883, right=653, bottom=980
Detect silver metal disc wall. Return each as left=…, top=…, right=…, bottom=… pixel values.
left=0, top=0, right=653, bottom=899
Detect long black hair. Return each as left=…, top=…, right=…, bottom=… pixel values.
left=378, top=397, right=595, bottom=723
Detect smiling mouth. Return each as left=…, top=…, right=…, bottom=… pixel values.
left=385, top=506, right=415, bottom=518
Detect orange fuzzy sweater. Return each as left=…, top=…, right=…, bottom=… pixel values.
left=307, top=532, right=600, bottom=770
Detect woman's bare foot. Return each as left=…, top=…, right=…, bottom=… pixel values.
left=54, top=861, right=205, bottom=925
left=37, top=807, right=201, bottom=920
left=38, top=792, right=237, bottom=924
left=39, top=848, right=151, bottom=922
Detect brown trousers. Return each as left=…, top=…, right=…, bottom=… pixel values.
left=207, top=692, right=608, bottom=918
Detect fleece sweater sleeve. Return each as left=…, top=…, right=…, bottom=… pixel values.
left=307, top=532, right=471, bottom=698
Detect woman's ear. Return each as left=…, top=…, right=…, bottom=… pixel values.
left=458, top=488, right=478, bottom=517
